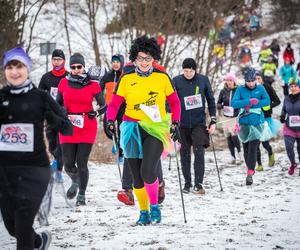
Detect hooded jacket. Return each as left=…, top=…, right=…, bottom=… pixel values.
left=100, top=54, right=124, bottom=104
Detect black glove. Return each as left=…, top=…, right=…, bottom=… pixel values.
left=216, top=103, right=223, bottom=110
left=106, top=120, right=116, bottom=137
left=170, top=121, right=180, bottom=142
left=88, top=110, right=98, bottom=119
left=280, top=115, right=285, bottom=124
left=208, top=117, right=217, bottom=128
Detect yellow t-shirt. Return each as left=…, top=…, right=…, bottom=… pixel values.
left=115, top=70, right=175, bottom=121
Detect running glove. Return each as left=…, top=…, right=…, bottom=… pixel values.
left=106, top=120, right=116, bottom=137
left=249, top=98, right=259, bottom=106
left=244, top=105, right=251, bottom=112
left=88, top=110, right=98, bottom=119
left=208, top=117, right=217, bottom=128
left=170, top=121, right=180, bottom=142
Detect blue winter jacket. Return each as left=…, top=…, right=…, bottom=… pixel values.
left=172, top=74, right=216, bottom=128
left=279, top=64, right=296, bottom=85
left=231, top=84, right=270, bottom=126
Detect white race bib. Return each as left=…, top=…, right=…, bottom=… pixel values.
left=0, top=123, right=34, bottom=152
left=140, top=104, right=162, bottom=122
left=50, top=87, right=58, bottom=100
left=289, top=115, right=300, bottom=127
left=184, top=94, right=202, bottom=110
left=68, top=115, right=84, bottom=128
left=223, top=106, right=234, bottom=117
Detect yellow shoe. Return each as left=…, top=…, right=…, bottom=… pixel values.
left=268, top=153, right=275, bottom=167
left=256, top=164, right=264, bottom=171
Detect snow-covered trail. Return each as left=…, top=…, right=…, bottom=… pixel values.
left=1, top=149, right=300, bottom=250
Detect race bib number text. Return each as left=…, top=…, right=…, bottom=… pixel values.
left=0, top=123, right=34, bottom=152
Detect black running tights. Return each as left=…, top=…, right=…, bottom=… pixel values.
left=61, top=143, right=93, bottom=195
left=127, top=128, right=163, bottom=189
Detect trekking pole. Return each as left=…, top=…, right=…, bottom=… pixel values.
left=210, top=135, right=223, bottom=191
left=173, top=141, right=187, bottom=223
left=168, top=154, right=172, bottom=171
left=112, top=133, right=122, bottom=183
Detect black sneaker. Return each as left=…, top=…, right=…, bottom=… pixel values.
left=158, top=180, right=165, bottom=204
left=193, top=184, right=205, bottom=194
left=67, top=182, right=79, bottom=200
left=182, top=183, right=192, bottom=194
left=246, top=175, right=253, bottom=185
left=76, top=194, right=86, bottom=206
left=38, top=231, right=51, bottom=250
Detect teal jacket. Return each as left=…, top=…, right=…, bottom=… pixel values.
left=279, top=64, right=296, bottom=85
left=231, top=84, right=270, bottom=126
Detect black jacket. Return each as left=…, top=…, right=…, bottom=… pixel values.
left=100, top=70, right=122, bottom=91
left=38, top=71, right=68, bottom=92
left=217, top=86, right=239, bottom=117
left=262, top=82, right=281, bottom=118
left=0, top=86, right=72, bottom=167
left=173, top=74, right=216, bottom=128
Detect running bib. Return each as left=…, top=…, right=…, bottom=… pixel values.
left=184, top=94, right=202, bottom=110
left=140, top=104, right=162, bottom=122
left=289, top=115, right=300, bottom=127
left=223, top=106, right=234, bottom=117
left=50, top=87, right=58, bottom=100
left=0, top=123, right=34, bottom=152
left=68, top=115, right=84, bottom=128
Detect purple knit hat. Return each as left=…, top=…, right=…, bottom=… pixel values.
left=3, top=47, right=32, bottom=71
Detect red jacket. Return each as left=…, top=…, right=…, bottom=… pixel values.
left=283, top=48, right=295, bottom=64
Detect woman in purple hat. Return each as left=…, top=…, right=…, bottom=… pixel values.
left=0, top=47, right=72, bottom=250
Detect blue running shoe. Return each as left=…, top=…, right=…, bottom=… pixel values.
left=136, top=210, right=151, bottom=225
left=51, top=160, right=57, bottom=173
left=55, top=171, right=64, bottom=183
left=150, top=204, right=161, bottom=224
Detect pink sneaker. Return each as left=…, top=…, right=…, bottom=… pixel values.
left=247, top=169, right=255, bottom=176
left=288, top=164, right=297, bottom=175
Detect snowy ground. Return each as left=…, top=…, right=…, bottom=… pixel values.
left=1, top=145, right=300, bottom=250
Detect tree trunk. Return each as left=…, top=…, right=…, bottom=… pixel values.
left=63, top=0, right=72, bottom=55
left=87, top=0, right=101, bottom=66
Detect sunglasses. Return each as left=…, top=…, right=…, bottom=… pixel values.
left=71, top=65, right=83, bottom=70
left=136, top=56, right=153, bottom=62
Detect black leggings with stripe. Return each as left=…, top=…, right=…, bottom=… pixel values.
left=127, top=127, right=163, bottom=189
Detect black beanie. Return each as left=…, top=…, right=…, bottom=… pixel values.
left=52, top=49, right=65, bottom=60
left=70, top=53, right=85, bottom=67
left=182, top=58, right=197, bottom=70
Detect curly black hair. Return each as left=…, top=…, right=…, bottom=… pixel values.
left=129, top=35, right=161, bottom=62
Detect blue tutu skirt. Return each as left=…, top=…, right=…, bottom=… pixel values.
left=119, top=121, right=143, bottom=159
left=238, top=124, right=264, bottom=143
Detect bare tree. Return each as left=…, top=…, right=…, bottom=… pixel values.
left=0, top=0, right=48, bottom=81
left=63, top=0, right=72, bottom=55
left=103, top=0, right=246, bottom=85
left=25, top=0, right=49, bottom=52
left=270, top=0, right=300, bottom=30
left=85, top=0, right=101, bottom=65
left=0, top=0, right=18, bottom=79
